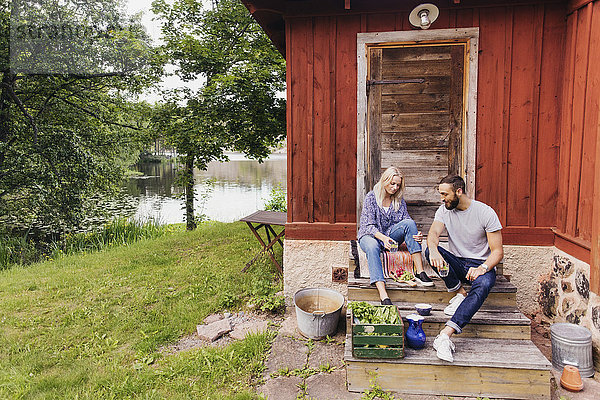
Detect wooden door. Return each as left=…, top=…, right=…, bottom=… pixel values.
left=366, top=44, right=466, bottom=232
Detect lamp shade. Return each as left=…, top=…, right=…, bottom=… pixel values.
left=409, top=3, right=440, bottom=29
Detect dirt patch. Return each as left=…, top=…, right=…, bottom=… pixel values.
left=529, top=312, right=552, bottom=361
left=159, top=311, right=283, bottom=355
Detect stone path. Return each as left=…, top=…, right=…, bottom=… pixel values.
left=258, top=309, right=360, bottom=400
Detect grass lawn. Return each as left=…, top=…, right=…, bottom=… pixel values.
left=0, top=222, right=282, bottom=399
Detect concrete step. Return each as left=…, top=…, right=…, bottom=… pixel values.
left=346, top=301, right=532, bottom=340
left=345, top=334, right=552, bottom=399
left=348, top=274, right=517, bottom=307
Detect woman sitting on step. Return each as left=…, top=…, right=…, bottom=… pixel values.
left=358, top=166, right=434, bottom=305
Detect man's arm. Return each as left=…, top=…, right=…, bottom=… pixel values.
left=427, top=220, right=446, bottom=269
left=483, top=230, right=504, bottom=268
left=466, top=230, right=503, bottom=281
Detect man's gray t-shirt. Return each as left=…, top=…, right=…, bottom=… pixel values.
left=434, top=200, right=502, bottom=260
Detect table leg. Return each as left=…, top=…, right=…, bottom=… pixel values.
left=263, top=229, right=285, bottom=274
left=266, top=225, right=284, bottom=248
left=242, top=222, right=284, bottom=274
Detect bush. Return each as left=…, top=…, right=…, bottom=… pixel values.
left=263, top=185, right=286, bottom=212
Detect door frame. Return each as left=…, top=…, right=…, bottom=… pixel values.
left=356, top=28, right=479, bottom=213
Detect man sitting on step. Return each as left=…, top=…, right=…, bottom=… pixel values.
left=425, top=175, right=503, bottom=363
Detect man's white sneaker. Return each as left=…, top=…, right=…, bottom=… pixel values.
left=444, top=293, right=465, bottom=316
left=433, top=333, right=455, bottom=362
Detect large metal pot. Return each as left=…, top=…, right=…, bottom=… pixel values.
left=551, top=322, right=594, bottom=377
left=294, top=288, right=344, bottom=339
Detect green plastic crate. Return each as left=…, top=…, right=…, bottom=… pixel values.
left=350, top=306, right=404, bottom=359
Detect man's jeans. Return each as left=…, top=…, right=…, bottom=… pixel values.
left=425, top=246, right=496, bottom=334
left=358, top=219, right=422, bottom=285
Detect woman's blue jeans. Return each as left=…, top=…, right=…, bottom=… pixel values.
left=358, top=219, right=422, bottom=285
left=424, top=246, right=496, bottom=334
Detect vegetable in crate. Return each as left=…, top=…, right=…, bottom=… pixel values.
left=348, top=301, right=400, bottom=324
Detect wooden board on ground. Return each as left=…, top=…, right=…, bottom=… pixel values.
left=345, top=335, right=551, bottom=398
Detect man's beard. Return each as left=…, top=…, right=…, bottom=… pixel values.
left=445, top=195, right=459, bottom=210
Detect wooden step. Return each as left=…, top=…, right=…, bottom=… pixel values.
left=345, top=335, right=551, bottom=399
left=346, top=302, right=531, bottom=340
left=348, top=275, right=517, bottom=307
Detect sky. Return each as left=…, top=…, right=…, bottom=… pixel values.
left=125, top=0, right=204, bottom=102
left=126, top=0, right=162, bottom=44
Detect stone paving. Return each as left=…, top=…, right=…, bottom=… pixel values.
left=257, top=309, right=358, bottom=400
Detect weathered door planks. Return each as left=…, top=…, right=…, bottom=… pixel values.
left=366, top=43, right=466, bottom=232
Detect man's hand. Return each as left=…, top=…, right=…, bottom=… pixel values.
left=428, top=250, right=445, bottom=269
left=466, top=266, right=486, bottom=281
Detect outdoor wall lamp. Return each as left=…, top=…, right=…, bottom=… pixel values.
left=409, top=3, right=439, bottom=30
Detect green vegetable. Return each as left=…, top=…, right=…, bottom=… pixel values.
left=348, top=301, right=400, bottom=325
left=399, top=271, right=414, bottom=281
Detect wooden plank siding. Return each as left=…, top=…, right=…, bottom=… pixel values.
left=285, top=3, right=567, bottom=244
left=555, top=0, right=600, bottom=292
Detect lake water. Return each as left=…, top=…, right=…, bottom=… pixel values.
left=124, top=153, right=287, bottom=224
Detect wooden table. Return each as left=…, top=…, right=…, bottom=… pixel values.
left=240, top=210, right=286, bottom=274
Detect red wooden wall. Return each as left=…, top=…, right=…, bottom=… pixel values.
left=285, top=2, right=567, bottom=245
left=556, top=0, right=600, bottom=293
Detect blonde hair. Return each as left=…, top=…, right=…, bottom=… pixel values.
left=373, top=167, right=405, bottom=211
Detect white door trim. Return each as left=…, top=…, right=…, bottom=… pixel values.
left=356, top=28, right=479, bottom=214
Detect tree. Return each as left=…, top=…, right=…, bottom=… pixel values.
left=151, top=0, right=286, bottom=230
left=0, top=0, right=160, bottom=239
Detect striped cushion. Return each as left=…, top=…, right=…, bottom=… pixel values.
left=381, top=251, right=413, bottom=279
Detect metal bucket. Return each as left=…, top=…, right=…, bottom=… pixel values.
left=550, top=322, right=594, bottom=377
left=294, top=288, right=344, bottom=339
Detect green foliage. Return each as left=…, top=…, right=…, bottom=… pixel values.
left=0, top=221, right=279, bottom=398
left=49, top=218, right=175, bottom=257
left=247, top=268, right=284, bottom=314
left=349, top=302, right=401, bottom=324
left=150, top=0, right=286, bottom=229
left=361, top=373, right=397, bottom=400
left=250, top=293, right=285, bottom=314
left=264, top=185, right=287, bottom=212
left=0, top=234, right=39, bottom=268
left=0, top=216, right=173, bottom=270
left=219, top=291, right=238, bottom=309
left=0, top=0, right=161, bottom=239
left=195, top=178, right=216, bottom=222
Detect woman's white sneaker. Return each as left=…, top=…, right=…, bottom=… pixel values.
left=433, top=333, right=455, bottom=362
left=443, top=293, right=465, bottom=316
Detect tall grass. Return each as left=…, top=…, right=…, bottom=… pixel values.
left=0, top=235, right=39, bottom=269
left=0, top=219, right=175, bottom=270
left=49, top=218, right=175, bottom=258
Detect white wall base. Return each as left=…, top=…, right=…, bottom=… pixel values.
left=283, top=239, right=349, bottom=306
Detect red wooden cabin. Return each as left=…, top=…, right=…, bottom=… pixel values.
left=243, top=0, right=600, bottom=369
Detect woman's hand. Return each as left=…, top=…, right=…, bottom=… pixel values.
left=382, top=236, right=396, bottom=251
